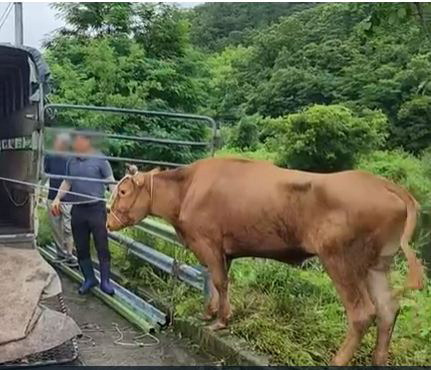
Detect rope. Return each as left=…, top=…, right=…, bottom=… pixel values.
left=112, top=323, right=159, bottom=347
left=0, top=175, right=108, bottom=205
left=0, top=3, right=12, bottom=32
left=3, top=181, right=29, bottom=207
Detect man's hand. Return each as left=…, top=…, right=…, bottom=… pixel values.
left=51, top=198, right=61, bottom=217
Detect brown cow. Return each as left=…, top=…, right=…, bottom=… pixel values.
left=106, top=157, right=424, bottom=365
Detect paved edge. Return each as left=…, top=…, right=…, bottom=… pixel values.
left=173, top=318, right=270, bottom=366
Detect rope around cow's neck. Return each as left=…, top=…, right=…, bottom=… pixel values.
left=0, top=175, right=108, bottom=205
left=108, top=171, right=154, bottom=228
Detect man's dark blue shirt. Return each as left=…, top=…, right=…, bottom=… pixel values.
left=44, top=154, right=72, bottom=201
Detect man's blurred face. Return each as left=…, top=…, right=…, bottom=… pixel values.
left=73, top=135, right=92, bottom=153
left=53, top=135, right=69, bottom=152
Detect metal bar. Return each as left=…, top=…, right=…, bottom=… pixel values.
left=0, top=233, right=34, bottom=243
left=108, top=232, right=204, bottom=291
left=14, top=3, right=23, bottom=46
left=43, top=103, right=219, bottom=156
left=44, top=103, right=217, bottom=128
left=46, top=127, right=209, bottom=147
left=43, top=172, right=117, bottom=184
left=43, top=149, right=184, bottom=168
left=136, top=219, right=180, bottom=246
left=39, top=244, right=167, bottom=328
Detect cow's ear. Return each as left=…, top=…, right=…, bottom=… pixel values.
left=132, top=172, right=145, bottom=187
left=126, top=164, right=138, bottom=176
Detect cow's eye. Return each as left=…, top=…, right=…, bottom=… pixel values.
left=120, top=190, right=126, bottom=196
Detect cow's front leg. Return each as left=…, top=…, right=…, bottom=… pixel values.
left=206, top=256, right=231, bottom=331
left=186, top=237, right=231, bottom=329
left=202, top=276, right=219, bottom=321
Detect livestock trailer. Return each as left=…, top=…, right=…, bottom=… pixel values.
left=0, top=43, right=45, bottom=240
left=0, top=43, right=79, bottom=366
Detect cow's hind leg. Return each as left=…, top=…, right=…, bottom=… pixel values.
left=367, top=256, right=400, bottom=365
left=322, top=255, right=376, bottom=365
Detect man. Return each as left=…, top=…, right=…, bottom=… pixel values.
left=51, top=131, right=116, bottom=295
left=44, top=133, right=78, bottom=267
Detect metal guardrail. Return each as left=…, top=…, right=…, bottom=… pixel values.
left=108, top=232, right=205, bottom=291
left=137, top=218, right=181, bottom=246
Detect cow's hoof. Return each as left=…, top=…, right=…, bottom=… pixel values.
left=201, top=310, right=217, bottom=321
left=206, top=320, right=227, bottom=331
left=372, top=351, right=388, bottom=366
left=329, top=356, right=348, bottom=366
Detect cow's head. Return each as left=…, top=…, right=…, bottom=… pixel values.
left=106, top=165, right=158, bottom=231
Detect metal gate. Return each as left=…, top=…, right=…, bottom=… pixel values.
left=42, top=103, right=219, bottom=168
left=39, top=103, right=218, bottom=329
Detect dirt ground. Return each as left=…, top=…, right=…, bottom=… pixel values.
left=61, top=276, right=217, bottom=366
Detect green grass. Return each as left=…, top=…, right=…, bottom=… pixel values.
left=36, top=202, right=431, bottom=365
left=108, top=227, right=431, bottom=365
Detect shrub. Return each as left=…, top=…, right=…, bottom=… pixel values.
left=228, top=114, right=261, bottom=150
left=276, top=104, right=388, bottom=172
left=258, top=116, right=290, bottom=151
left=394, top=96, right=431, bottom=155
left=356, top=150, right=431, bottom=206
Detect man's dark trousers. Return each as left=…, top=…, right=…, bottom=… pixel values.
left=71, top=201, right=113, bottom=294
left=71, top=202, right=110, bottom=261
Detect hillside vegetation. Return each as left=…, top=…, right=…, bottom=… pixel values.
left=42, top=2, right=431, bottom=365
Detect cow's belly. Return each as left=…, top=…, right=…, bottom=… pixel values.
left=234, top=247, right=314, bottom=265
left=223, top=232, right=314, bottom=265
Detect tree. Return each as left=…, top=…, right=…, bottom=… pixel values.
left=394, top=96, right=431, bottom=154
left=49, top=3, right=189, bottom=58
left=275, top=105, right=388, bottom=172
left=187, top=3, right=315, bottom=51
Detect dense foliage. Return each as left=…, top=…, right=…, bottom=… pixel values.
left=204, top=3, right=431, bottom=156
left=46, top=2, right=431, bottom=166
left=187, top=2, right=315, bottom=51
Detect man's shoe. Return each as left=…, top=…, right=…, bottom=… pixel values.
left=65, top=255, right=79, bottom=268
left=99, top=260, right=115, bottom=295
left=78, top=259, right=98, bottom=295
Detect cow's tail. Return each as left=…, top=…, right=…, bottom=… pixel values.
left=385, top=181, right=425, bottom=291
